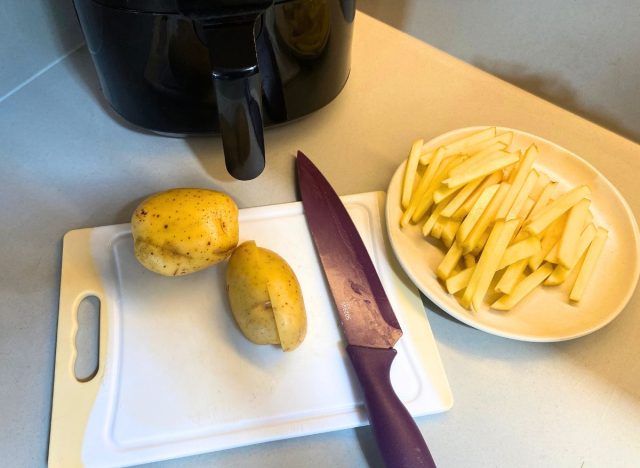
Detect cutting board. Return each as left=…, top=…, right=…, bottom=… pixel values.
left=48, top=192, right=453, bottom=468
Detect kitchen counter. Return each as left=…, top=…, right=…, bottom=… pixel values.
left=1, top=12, right=639, bottom=467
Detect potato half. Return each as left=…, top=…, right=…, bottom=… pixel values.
left=131, top=188, right=238, bottom=276
left=226, top=241, right=307, bottom=351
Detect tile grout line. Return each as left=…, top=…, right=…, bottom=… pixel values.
left=0, top=42, right=86, bottom=104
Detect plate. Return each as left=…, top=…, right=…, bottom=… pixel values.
left=385, top=126, right=640, bottom=342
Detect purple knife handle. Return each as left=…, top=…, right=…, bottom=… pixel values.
left=347, top=345, right=436, bottom=468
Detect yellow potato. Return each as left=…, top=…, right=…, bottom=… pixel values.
left=226, top=241, right=307, bottom=351
left=131, top=188, right=238, bottom=276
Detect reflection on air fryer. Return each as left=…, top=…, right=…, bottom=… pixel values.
left=72, top=0, right=355, bottom=180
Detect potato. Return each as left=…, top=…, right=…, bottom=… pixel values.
left=226, top=241, right=307, bottom=351
left=131, top=188, right=238, bottom=276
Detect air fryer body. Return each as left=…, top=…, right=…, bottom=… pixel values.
left=73, top=0, right=355, bottom=135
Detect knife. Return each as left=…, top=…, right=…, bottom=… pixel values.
left=296, top=151, right=437, bottom=468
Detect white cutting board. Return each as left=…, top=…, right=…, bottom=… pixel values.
left=49, top=192, right=452, bottom=468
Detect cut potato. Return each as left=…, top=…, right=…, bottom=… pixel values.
left=226, top=241, right=307, bottom=351
left=397, top=126, right=607, bottom=311
left=419, top=127, right=496, bottom=165
left=401, top=139, right=425, bottom=209
left=557, top=198, right=591, bottom=268
left=492, top=263, right=554, bottom=310
left=570, top=227, right=608, bottom=302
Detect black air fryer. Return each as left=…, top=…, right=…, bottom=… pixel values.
left=73, top=0, right=355, bottom=179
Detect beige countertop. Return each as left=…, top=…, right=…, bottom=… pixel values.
left=1, top=12, right=639, bottom=467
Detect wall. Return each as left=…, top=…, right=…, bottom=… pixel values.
left=358, top=0, right=640, bottom=143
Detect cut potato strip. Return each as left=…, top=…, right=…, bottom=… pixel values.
left=495, top=258, right=528, bottom=295
left=412, top=155, right=466, bottom=223
left=437, top=241, right=463, bottom=279
left=498, top=236, right=541, bottom=270
left=570, top=227, right=608, bottom=302
left=419, top=127, right=496, bottom=165
left=452, top=171, right=503, bottom=220
left=422, top=195, right=453, bottom=237
left=528, top=181, right=558, bottom=220
left=461, top=182, right=511, bottom=253
left=557, top=198, right=591, bottom=268
left=507, top=170, right=538, bottom=220
left=449, top=148, right=510, bottom=178
left=526, top=185, right=591, bottom=236
left=400, top=147, right=446, bottom=227
left=458, top=132, right=513, bottom=158
left=442, top=219, right=461, bottom=249
left=496, top=144, right=538, bottom=219
left=530, top=171, right=551, bottom=201
left=529, top=213, right=567, bottom=270
left=460, top=219, right=518, bottom=311
left=446, top=266, right=474, bottom=294
left=442, top=154, right=519, bottom=189
left=456, top=184, right=500, bottom=245
left=544, top=223, right=597, bottom=285
left=440, top=176, right=486, bottom=218
left=464, top=254, right=476, bottom=268
left=401, top=139, right=425, bottom=209
left=492, top=263, right=554, bottom=310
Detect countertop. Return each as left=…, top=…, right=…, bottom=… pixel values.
left=1, top=12, right=639, bottom=468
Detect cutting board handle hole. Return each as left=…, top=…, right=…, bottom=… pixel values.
left=74, top=295, right=101, bottom=382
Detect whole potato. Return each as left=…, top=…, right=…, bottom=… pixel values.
left=226, top=241, right=307, bottom=351
left=131, top=188, right=238, bottom=276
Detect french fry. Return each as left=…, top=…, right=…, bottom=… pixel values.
left=400, top=147, right=446, bottom=227
left=448, top=148, right=510, bottom=178
left=412, top=155, right=466, bottom=223
left=497, top=236, right=542, bottom=270
left=496, top=144, right=538, bottom=219
left=456, top=184, right=500, bottom=245
left=506, top=170, right=538, bottom=220
left=460, top=219, right=518, bottom=311
left=461, top=182, right=511, bottom=253
left=529, top=213, right=567, bottom=270
left=437, top=241, right=463, bottom=280
left=442, top=153, right=519, bottom=190
left=446, top=266, right=474, bottom=294
left=419, top=127, right=496, bottom=165
left=441, top=219, right=461, bottom=249
left=557, top=198, right=591, bottom=268
left=464, top=254, right=476, bottom=268
left=401, top=139, right=425, bottom=209
left=495, top=258, right=528, bottom=295
left=441, top=176, right=486, bottom=218
left=452, top=171, right=503, bottom=220
left=492, top=263, right=554, bottom=310
left=570, top=227, right=608, bottom=302
left=544, top=223, right=597, bottom=286
left=526, top=185, right=591, bottom=236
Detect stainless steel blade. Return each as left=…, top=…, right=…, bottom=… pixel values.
left=296, top=151, right=402, bottom=348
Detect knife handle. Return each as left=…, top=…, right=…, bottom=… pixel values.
left=347, top=345, right=436, bottom=468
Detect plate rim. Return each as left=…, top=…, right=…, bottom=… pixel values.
left=385, top=125, right=640, bottom=342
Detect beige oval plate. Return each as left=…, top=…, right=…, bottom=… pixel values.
left=386, top=126, right=640, bottom=342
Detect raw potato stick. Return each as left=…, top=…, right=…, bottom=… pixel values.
left=544, top=223, right=597, bottom=286
left=461, top=182, right=511, bottom=253
left=446, top=266, right=474, bottom=294
left=401, top=139, right=425, bottom=209
left=412, top=155, right=466, bottom=222
left=449, top=148, right=510, bottom=178
left=526, top=185, right=591, bottom=236
left=570, top=227, right=608, bottom=302
left=419, top=127, right=496, bottom=165
left=442, top=154, right=519, bottom=189
left=437, top=242, right=463, bottom=279
left=453, top=171, right=503, bottom=220
left=492, top=263, right=555, bottom=310
left=497, top=236, right=542, bottom=270
left=557, top=198, right=591, bottom=268
left=496, top=144, right=538, bottom=219
left=506, top=170, right=538, bottom=220
left=440, top=176, right=486, bottom=218
left=456, top=184, right=500, bottom=245
left=400, top=147, right=446, bottom=227
left=495, top=258, right=528, bottom=295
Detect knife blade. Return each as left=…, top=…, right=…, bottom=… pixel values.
left=296, top=151, right=436, bottom=468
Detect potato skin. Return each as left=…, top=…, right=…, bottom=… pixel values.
left=226, top=241, right=307, bottom=351
left=131, top=188, right=238, bottom=276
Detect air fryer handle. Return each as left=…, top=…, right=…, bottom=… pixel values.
left=201, top=19, right=266, bottom=180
